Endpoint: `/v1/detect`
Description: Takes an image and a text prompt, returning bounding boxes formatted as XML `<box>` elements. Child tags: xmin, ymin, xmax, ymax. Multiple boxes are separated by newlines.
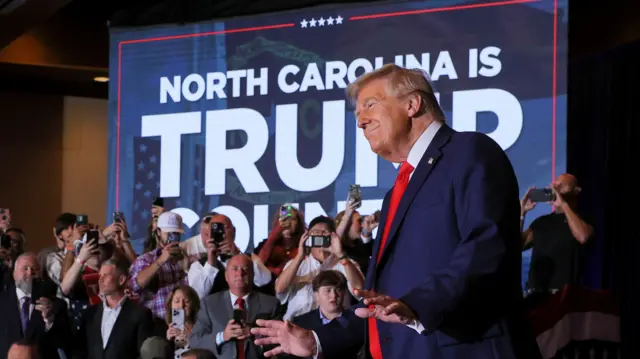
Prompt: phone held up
<box><xmin>210</xmin><ymin>222</ymin><xmax>225</xmax><ymax>244</ymax></box>
<box><xmin>171</xmin><ymin>308</ymin><xmax>185</xmax><ymax>330</ymax></box>
<box><xmin>0</xmin><ymin>234</ymin><xmax>10</xmax><ymax>249</ymax></box>
<box><xmin>279</xmin><ymin>204</ymin><xmax>293</xmax><ymax>221</ymax></box>
<box><xmin>113</xmin><ymin>211</ymin><xmax>125</xmax><ymax>223</ymax></box>
<box><xmin>348</xmin><ymin>184</ymin><xmax>362</xmax><ymax>208</ymax></box>
<box><xmin>305</xmin><ymin>235</ymin><xmax>331</xmax><ymax>248</ymax></box>
<box><xmin>527</xmin><ymin>188</ymin><xmax>556</xmax><ymax>203</ymax></box>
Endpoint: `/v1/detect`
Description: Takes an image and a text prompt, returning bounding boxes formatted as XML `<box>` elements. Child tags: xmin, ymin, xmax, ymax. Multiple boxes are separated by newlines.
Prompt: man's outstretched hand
<box><xmin>251</xmin><ymin>319</ymin><xmax>317</xmax><ymax>357</ymax></box>
<box><xmin>354</xmin><ymin>289</ymin><xmax>416</xmax><ymax>325</ymax></box>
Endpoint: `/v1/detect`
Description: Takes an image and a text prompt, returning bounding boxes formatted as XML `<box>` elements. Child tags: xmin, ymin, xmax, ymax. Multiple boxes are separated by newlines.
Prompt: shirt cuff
<box><xmin>406</xmin><ymin>319</ymin><xmax>425</xmax><ymax>334</ymax></box>
<box><xmin>311</xmin><ymin>330</ymin><xmax>323</xmax><ymax>359</ymax></box>
<box><xmin>203</xmin><ymin>262</ymin><xmax>220</xmax><ymax>277</ymax></box>
<box><xmin>360</xmin><ymin>234</ymin><xmax>372</xmax><ymax>244</ymax></box>
<box><xmin>216</xmin><ymin>331</ymin><xmax>224</xmax><ymax>346</ymax></box>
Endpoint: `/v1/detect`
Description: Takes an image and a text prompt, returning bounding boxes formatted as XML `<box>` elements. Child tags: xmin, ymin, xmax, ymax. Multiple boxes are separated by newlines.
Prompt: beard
<box><xmin>15</xmin><ymin>279</ymin><xmax>33</xmax><ymax>295</ymax></box>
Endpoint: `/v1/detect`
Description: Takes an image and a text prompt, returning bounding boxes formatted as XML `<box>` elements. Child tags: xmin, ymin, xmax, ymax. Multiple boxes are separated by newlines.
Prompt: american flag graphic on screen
<box><xmin>131</xmin><ymin>137</ymin><xmax>206</xmax><ymax>253</ymax></box>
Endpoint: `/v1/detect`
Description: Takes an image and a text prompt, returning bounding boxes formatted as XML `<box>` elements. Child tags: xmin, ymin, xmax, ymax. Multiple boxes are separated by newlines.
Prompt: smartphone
<box><xmin>113</xmin><ymin>211</ymin><xmax>125</xmax><ymax>223</ymax></box>
<box><xmin>31</xmin><ymin>278</ymin><xmax>46</xmax><ymax>300</ymax></box>
<box><xmin>0</xmin><ymin>208</ymin><xmax>10</xmax><ymax>227</ymax></box>
<box><xmin>167</xmin><ymin>232</ymin><xmax>180</xmax><ymax>244</ymax></box>
<box><xmin>171</xmin><ymin>308</ymin><xmax>185</xmax><ymax>330</ymax></box>
<box><xmin>373</xmin><ymin>210</ymin><xmax>381</xmax><ymax>222</ymax></box>
<box><xmin>233</xmin><ymin>309</ymin><xmax>246</xmax><ymax>327</ymax></box>
<box><xmin>528</xmin><ymin>188</ymin><xmax>556</xmax><ymax>203</ymax></box>
<box><xmin>86</xmin><ymin>230</ymin><xmax>100</xmax><ymax>242</ymax></box>
<box><xmin>210</xmin><ymin>222</ymin><xmax>225</xmax><ymax>244</ymax></box>
<box><xmin>306</xmin><ymin>235</ymin><xmax>331</xmax><ymax>248</ymax></box>
<box><xmin>76</xmin><ymin>214</ymin><xmax>88</xmax><ymax>226</ymax></box>
<box><xmin>348</xmin><ymin>184</ymin><xmax>362</xmax><ymax>208</ymax></box>
<box><xmin>280</xmin><ymin>204</ymin><xmax>293</xmax><ymax>220</ymax></box>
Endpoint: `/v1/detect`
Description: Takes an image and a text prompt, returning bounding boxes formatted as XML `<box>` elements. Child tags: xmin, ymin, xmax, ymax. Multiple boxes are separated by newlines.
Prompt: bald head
<box><xmin>8</xmin><ymin>343</ymin><xmax>41</xmax><ymax>359</ymax></box>
<box><xmin>553</xmin><ymin>173</ymin><xmax>580</xmax><ymax>194</ymax></box>
<box><xmin>225</xmin><ymin>254</ymin><xmax>253</xmax><ymax>295</ymax></box>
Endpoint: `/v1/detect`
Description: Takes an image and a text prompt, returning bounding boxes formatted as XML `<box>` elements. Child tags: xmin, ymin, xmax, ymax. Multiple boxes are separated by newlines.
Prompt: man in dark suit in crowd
<box><xmin>75</xmin><ymin>258</ymin><xmax>155</xmax><ymax>359</ymax></box>
<box><xmin>190</xmin><ymin>254</ymin><xmax>280</xmax><ymax>359</ymax></box>
<box><xmin>253</xmin><ymin>64</ymin><xmax>540</xmax><ymax>359</ymax></box>
<box><xmin>0</xmin><ymin>252</ymin><xmax>73</xmax><ymax>358</ymax></box>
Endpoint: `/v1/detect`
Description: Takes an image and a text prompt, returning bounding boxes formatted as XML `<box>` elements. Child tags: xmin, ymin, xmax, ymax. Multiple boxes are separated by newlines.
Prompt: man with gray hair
<box><xmin>0</xmin><ymin>252</ymin><xmax>72</xmax><ymax>358</ymax></box>
<box><xmin>253</xmin><ymin>64</ymin><xmax>540</xmax><ymax>359</ymax></box>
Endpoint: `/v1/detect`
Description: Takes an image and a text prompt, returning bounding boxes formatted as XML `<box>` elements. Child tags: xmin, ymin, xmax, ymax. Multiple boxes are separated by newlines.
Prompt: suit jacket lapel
<box><xmin>377</xmin><ymin>125</ymin><xmax>454</xmax><ymax>267</ymax></box>
<box><xmin>365</xmin><ymin>190</ymin><xmax>392</xmax><ymax>289</ymax></box>
<box><xmin>244</xmin><ymin>292</ymin><xmax>260</xmax><ymax>351</ymax></box>
<box><xmin>92</xmin><ymin>304</ymin><xmax>105</xmax><ymax>351</ymax></box>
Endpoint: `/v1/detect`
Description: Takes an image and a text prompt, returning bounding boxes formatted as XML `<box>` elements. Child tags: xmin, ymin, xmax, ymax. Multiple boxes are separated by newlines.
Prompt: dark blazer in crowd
<box><xmin>0</xmin><ymin>282</ymin><xmax>73</xmax><ymax>359</ymax></box>
<box><xmin>74</xmin><ymin>298</ymin><xmax>155</xmax><ymax>359</ymax></box>
<box><xmin>190</xmin><ymin>290</ymin><xmax>280</xmax><ymax>359</ymax></box>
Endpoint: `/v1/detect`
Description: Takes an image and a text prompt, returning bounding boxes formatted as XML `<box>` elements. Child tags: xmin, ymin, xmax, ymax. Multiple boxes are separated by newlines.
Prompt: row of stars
<box><xmin>300</xmin><ymin>15</ymin><xmax>344</xmax><ymax>28</ymax></box>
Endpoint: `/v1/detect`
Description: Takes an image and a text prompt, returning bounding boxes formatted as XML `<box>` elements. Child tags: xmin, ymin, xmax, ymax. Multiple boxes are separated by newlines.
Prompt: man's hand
<box><xmin>520</xmin><ymin>187</ymin><xmax>536</xmax><ymax>215</ymax></box>
<box><xmin>158</xmin><ymin>242</ymin><xmax>180</xmax><ymax>265</ymax></box>
<box><xmin>251</xmin><ymin>319</ymin><xmax>317</xmax><ymax>357</ymax></box>
<box><xmin>362</xmin><ymin>214</ymin><xmax>379</xmax><ymax>234</ymax></box>
<box><xmin>550</xmin><ymin>184</ymin><xmax>568</xmax><ymax>208</ymax></box>
<box><xmin>223</xmin><ymin>320</ymin><xmax>250</xmax><ymax>342</ymax></box>
<box><xmin>35</xmin><ymin>297</ymin><xmax>54</xmax><ymax>323</ymax></box>
<box><xmin>353</xmin><ymin>289</ymin><xmax>416</xmax><ymax>325</ymax></box>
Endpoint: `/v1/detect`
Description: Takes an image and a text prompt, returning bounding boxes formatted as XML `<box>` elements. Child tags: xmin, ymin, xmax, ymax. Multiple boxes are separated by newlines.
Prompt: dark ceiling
<box><xmin>0</xmin><ymin>0</ymin><xmax>639</xmax><ymax>99</ymax></box>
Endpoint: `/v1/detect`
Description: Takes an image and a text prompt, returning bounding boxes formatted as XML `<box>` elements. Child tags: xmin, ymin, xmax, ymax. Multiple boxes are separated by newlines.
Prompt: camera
<box><xmin>210</xmin><ymin>222</ymin><xmax>225</xmax><ymax>244</ymax></box>
<box><xmin>306</xmin><ymin>235</ymin><xmax>331</xmax><ymax>248</ymax></box>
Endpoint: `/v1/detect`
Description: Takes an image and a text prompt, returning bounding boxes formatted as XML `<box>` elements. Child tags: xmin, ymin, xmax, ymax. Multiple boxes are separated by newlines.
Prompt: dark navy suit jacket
<box><xmin>315</xmin><ymin>125</ymin><xmax>540</xmax><ymax>359</ymax></box>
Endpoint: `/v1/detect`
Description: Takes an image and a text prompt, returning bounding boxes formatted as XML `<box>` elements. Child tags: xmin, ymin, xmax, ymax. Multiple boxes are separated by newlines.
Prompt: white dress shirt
<box><xmin>16</xmin><ymin>287</ymin><xmax>54</xmax><ymax>331</ymax></box>
<box><xmin>101</xmin><ymin>297</ymin><xmax>127</xmax><ymax>348</ymax></box>
<box><xmin>180</xmin><ymin>235</ymin><xmax>207</xmax><ymax>256</ymax></box>
<box><xmin>215</xmin><ymin>292</ymin><xmax>250</xmax><ymax>345</ymax></box>
<box><xmin>277</xmin><ymin>255</ymin><xmax>363</xmax><ymax>321</ymax></box>
<box><xmin>188</xmin><ymin>256</ymin><xmax>272</xmax><ymax>299</ymax></box>
<box><xmin>312</xmin><ymin>121</ymin><xmax>443</xmax><ymax>357</ymax></box>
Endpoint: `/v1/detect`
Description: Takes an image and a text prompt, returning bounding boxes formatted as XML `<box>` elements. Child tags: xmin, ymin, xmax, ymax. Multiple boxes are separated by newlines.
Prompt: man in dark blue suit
<box><xmin>252</xmin><ymin>64</ymin><xmax>539</xmax><ymax>359</ymax></box>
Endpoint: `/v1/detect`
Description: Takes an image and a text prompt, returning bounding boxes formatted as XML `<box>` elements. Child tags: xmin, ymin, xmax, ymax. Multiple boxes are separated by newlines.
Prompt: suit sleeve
<box><xmin>399</xmin><ymin>135</ymin><xmax>518</xmax><ymax>333</ymax></box>
<box><xmin>72</xmin><ymin>306</ymin><xmax>90</xmax><ymax>359</ymax></box>
<box><xmin>189</xmin><ymin>298</ymin><xmax>224</xmax><ymax>356</ymax></box>
<box><xmin>137</xmin><ymin>307</ymin><xmax>155</xmax><ymax>354</ymax></box>
<box><xmin>45</xmin><ymin>299</ymin><xmax>74</xmax><ymax>358</ymax></box>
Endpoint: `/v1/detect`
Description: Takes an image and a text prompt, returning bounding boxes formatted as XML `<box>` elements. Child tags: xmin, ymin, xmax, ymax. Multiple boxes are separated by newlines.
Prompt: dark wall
<box><xmin>0</xmin><ymin>91</ymin><xmax>64</xmax><ymax>252</ymax></box>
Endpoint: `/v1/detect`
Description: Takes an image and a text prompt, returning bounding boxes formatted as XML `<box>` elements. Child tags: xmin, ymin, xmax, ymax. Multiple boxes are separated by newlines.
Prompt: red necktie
<box><xmin>235</xmin><ymin>297</ymin><xmax>246</xmax><ymax>359</ymax></box>
<box><xmin>369</xmin><ymin>161</ymin><xmax>414</xmax><ymax>359</ymax></box>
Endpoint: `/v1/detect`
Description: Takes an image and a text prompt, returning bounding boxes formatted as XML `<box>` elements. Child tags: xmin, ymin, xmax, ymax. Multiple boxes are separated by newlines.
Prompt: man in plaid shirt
<box><xmin>129</xmin><ymin>212</ymin><xmax>187</xmax><ymax>319</ymax></box>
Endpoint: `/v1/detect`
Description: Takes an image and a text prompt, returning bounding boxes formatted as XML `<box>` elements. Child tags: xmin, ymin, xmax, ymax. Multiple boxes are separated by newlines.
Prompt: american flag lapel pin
<box><xmin>428</xmin><ymin>157</ymin><xmax>434</xmax><ymax>164</ymax></box>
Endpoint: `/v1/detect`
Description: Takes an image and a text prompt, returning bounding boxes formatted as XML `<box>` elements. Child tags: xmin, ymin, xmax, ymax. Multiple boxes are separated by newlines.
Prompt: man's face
<box><xmin>13</xmin><ymin>255</ymin><xmax>39</xmax><ymax>293</ymax></box>
<box><xmin>151</xmin><ymin>205</ymin><xmax>164</xmax><ymax>217</ymax></box>
<box><xmin>355</xmin><ymin>78</ymin><xmax>410</xmax><ymax>162</ymax></box>
<box><xmin>314</xmin><ymin>285</ymin><xmax>345</xmax><ymax>315</ymax></box>
<box><xmin>99</xmin><ymin>264</ymin><xmax>124</xmax><ymax>295</ymax></box>
<box><xmin>6</xmin><ymin>230</ymin><xmax>24</xmax><ymax>257</ymax></box>
<box><xmin>225</xmin><ymin>255</ymin><xmax>253</xmax><ymax>291</ymax></box>
<box><xmin>58</xmin><ymin>225</ymin><xmax>74</xmax><ymax>245</ymax></box>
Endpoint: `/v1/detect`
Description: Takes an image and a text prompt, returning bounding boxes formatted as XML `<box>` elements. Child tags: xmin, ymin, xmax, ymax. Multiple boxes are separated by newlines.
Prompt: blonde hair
<box><xmin>347</xmin><ymin>64</ymin><xmax>444</xmax><ymax>121</ymax></box>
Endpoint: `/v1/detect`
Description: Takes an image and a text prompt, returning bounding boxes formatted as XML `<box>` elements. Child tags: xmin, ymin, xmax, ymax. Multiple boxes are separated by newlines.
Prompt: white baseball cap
<box><xmin>157</xmin><ymin>212</ymin><xmax>184</xmax><ymax>233</ymax></box>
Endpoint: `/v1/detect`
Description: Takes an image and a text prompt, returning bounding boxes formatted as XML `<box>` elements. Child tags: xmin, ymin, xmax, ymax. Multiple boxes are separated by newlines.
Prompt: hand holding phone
<box><xmin>348</xmin><ymin>185</ymin><xmax>362</xmax><ymax>208</ymax></box>
<box><xmin>0</xmin><ymin>208</ymin><xmax>11</xmax><ymax>230</ymax></box>
<box><xmin>527</xmin><ymin>188</ymin><xmax>556</xmax><ymax>203</ymax></box>
<box><xmin>279</xmin><ymin>204</ymin><xmax>293</xmax><ymax>221</ymax></box>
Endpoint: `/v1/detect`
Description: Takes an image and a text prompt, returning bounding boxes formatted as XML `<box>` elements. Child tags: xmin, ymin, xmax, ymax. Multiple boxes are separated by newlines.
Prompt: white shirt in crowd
<box><xmin>277</xmin><ymin>255</ymin><xmax>363</xmax><ymax>321</ymax></box>
<box><xmin>101</xmin><ymin>297</ymin><xmax>127</xmax><ymax>348</ymax></box>
<box><xmin>188</xmin><ymin>256</ymin><xmax>272</xmax><ymax>299</ymax></box>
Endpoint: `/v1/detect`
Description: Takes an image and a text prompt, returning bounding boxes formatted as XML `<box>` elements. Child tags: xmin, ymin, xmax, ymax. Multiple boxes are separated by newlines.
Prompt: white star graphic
<box><xmin>309</xmin><ymin>18</ymin><xmax>317</xmax><ymax>27</ymax></box>
<box><xmin>300</xmin><ymin>19</ymin><xmax>308</xmax><ymax>28</ymax></box>
<box><xmin>318</xmin><ymin>17</ymin><xmax>326</xmax><ymax>26</ymax></box>
<box><xmin>327</xmin><ymin>16</ymin><xmax>334</xmax><ymax>25</ymax></box>
<box><xmin>336</xmin><ymin>15</ymin><xmax>344</xmax><ymax>24</ymax></box>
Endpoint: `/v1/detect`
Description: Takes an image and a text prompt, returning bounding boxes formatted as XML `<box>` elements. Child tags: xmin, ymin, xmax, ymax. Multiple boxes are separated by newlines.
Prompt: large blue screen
<box><xmin>108</xmin><ymin>0</ymin><xmax>568</xmax><ymax>286</ymax></box>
